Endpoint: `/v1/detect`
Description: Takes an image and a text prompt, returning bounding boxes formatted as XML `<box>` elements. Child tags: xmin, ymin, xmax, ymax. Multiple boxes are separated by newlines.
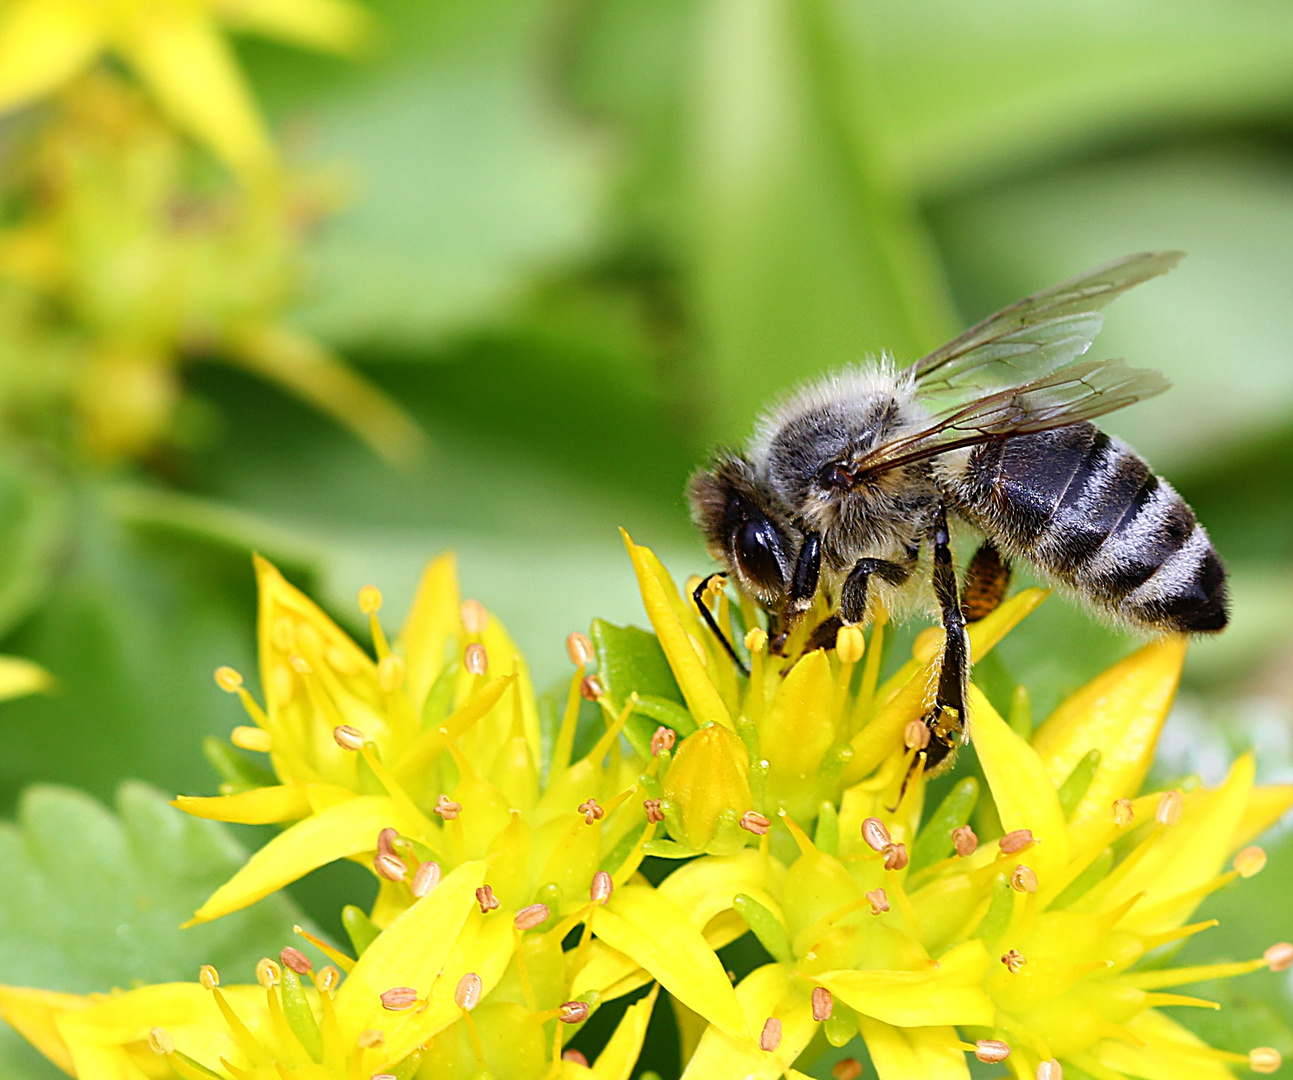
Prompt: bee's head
<box><xmin>687</xmin><ymin>454</ymin><xmax>799</xmax><ymax>612</ymax></box>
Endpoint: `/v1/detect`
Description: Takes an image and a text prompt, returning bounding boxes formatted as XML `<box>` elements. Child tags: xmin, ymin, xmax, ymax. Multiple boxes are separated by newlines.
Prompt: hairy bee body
<box><xmin>937</xmin><ymin>424</ymin><xmax>1227</xmax><ymax>634</ymax></box>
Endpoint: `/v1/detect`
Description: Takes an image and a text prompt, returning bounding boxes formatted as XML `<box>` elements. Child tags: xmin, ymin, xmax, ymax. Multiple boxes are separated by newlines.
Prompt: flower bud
<box><xmin>662</xmin><ymin>725</ymin><xmax>753</xmax><ymax>853</ymax></box>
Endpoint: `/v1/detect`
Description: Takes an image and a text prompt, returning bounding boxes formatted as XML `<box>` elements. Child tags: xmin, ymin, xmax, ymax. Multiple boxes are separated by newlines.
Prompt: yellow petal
<box><xmin>334</xmin><ymin>860</ymin><xmax>486</xmax><ymax>1045</ymax></box>
<box><xmin>172</xmin><ymin>784</ymin><xmax>312</xmax><ymax>824</ymax></box>
<box><xmin>594</xmin><ymin>883</ymin><xmax>747</xmax><ymax>1039</ymax></box>
<box><xmin>0</xmin><ymin>0</ymin><xmax>98</xmax><ymax>111</ymax></box>
<box><xmin>1102</xmin><ymin>754</ymin><xmax>1254</xmax><ymax>934</ymax></box>
<box><xmin>187</xmin><ymin>795</ymin><xmax>415</xmax><ymax>924</ymax></box>
<box><xmin>1232</xmin><ymin>784</ymin><xmax>1293</xmax><ymax>849</ymax></box>
<box><xmin>859</xmin><ymin>1016</ymin><xmax>970</xmax><ymax>1080</ymax></box>
<box><xmin>228</xmin><ymin>323</ymin><xmax>428</xmax><ymax>469</ymax></box>
<box><xmin>592</xmin><ymin>985</ymin><xmax>659</xmax><ymax>1080</ymax></box>
<box><xmin>0</xmin><ymin>985</ymin><xmax>88</xmax><ymax>1076</ymax></box>
<box><xmin>218</xmin><ymin>0</ymin><xmax>376</xmax><ymax>54</ymax></box>
<box><xmin>0</xmin><ymin>655</ymin><xmax>52</xmax><ymax>701</ymax></box>
<box><xmin>119</xmin><ymin>9</ymin><xmax>274</xmax><ymax>176</ymax></box>
<box><xmin>622</xmin><ymin>531</ymin><xmax>733</xmax><ymax>731</ymax></box>
<box><xmin>569</xmin><ymin>940</ymin><xmax>650</xmax><ymax>1003</ymax></box>
<box><xmin>1091</xmin><ymin>1008</ymin><xmax>1234</xmax><ymax>1080</ymax></box>
<box><xmin>1032</xmin><ymin>636</ymin><xmax>1185</xmax><ymax>852</ymax></box>
<box><xmin>813</xmin><ymin>940</ymin><xmax>995</xmax><ymax>1028</ymax></box>
<box><xmin>399</xmin><ymin>552</ymin><xmax>461</xmax><ymax>714</ymax></box>
<box><xmin>762</xmin><ymin>650</ymin><xmax>836</xmax><ymax>820</ymax></box>
<box><xmin>657</xmin><ymin>849</ymin><xmax>783</xmax><ymax>934</ymax></box>
<box><xmin>844</xmin><ymin>657</ymin><xmax>931</xmax><ymax>784</ymax></box>
<box><xmin>681</xmin><ymin>964</ymin><xmax>813</xmax><ymax>1079</ymax></box>
<box><xmin>968</xmin><ymin>685</ymin><xmax>1068</xmax><ymax>884</ymax></box>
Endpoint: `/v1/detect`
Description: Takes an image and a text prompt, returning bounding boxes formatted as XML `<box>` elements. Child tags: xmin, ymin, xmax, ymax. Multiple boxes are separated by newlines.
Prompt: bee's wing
<box><xmin>852</xmin><ymin>358</ymin><xmax>1169</xmax><ymax>476</ymax></box>
<box><xmin>911</xmin><ymin>251</ymin><xmax>1182</xmax><ymax>392</ymax></box>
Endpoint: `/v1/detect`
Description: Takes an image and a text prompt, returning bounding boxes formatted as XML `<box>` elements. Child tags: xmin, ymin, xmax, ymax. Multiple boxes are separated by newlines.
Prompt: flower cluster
<box><xmin>0</xmin><ymin>533</ymin><xmax>1288</xmax><ymax>1080</ymax></box>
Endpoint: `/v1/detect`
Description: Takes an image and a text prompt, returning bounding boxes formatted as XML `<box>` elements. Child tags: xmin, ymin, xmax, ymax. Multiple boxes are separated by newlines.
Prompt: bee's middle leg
<box><xmin>923</xmin><ymin>502</ymin><xmax>968</xmax><ymax>774</ymax></box>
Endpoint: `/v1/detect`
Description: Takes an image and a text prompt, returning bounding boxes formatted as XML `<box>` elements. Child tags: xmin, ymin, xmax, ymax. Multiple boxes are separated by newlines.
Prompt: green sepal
<box><xmin>592</xmin><ymin>619</ymin><xmax>685</xmax><ymax>706</ymax></box>
<box><xmin>342</xmin><ymin>904</ymin><xmax>380</xmax><ymax>956</ymax></box>
<box><xmin>814</xmin><ymin>800</ymin><xmax>839</xmax><ymax>856</ymax></box>
<box><xmin>823</xmin><ymin>997</ymin><xmax>859</xmax><ymax>1047</ymax></box>
<box><xmin>909</xmin><ymin>777</ymin><xmax>979</xmax><ymax>872</ymax></box>
<box><xmin>733</xmin><ymin>893</ymin><xmax>793</xmax><ymax>964</ymax></box>
<box><xmin>601</xmin><ymin>821</ymin><xmax>648</xmax><ymax>877</ymax></box>
<box><xmin>421</xmin><ymin>662</ymin><xmax>459</xmax><ymax>728</ymax></box>
<box><xmin>1052</xmin><ymin>847</ymin><xmax>1115</xmax><ymax>909</ymax></box>
<box><xmin>280</xmin><ymin>968</ymin><xmax>323</xmax><ymax>1061</ymax></box>
<box><xmin>202</xmin><ymin>736</ymin><xmax>275</xmax><ymax>792</ymax></box>
<box><xmin>1057</xmin><ymin>749</ymin><xmax>1103</xmax><ymax>818</ymax></box>
<box><xmin>976</xmin><ymin>872</ymin><xmax>1014</xmax><ymax>945</ymax></box>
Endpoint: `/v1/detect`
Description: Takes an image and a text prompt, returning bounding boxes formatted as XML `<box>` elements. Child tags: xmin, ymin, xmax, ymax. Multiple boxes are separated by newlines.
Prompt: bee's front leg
<box><xmin>923</xmin><ymin>502</ymin><xmax>969</xmax><ymax>774</ymax></box>
<box><xmin>772</xmin><ymin>532</ymin><xmax>822</xmax><ymax>653</ymax></box>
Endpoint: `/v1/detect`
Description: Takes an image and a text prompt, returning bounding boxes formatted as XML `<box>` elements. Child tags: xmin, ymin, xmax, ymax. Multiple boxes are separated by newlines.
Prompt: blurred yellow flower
<box><xmin>0</xmin><ymin>0</ymin><xmax>373</xmax><ymax>175</ymax></box>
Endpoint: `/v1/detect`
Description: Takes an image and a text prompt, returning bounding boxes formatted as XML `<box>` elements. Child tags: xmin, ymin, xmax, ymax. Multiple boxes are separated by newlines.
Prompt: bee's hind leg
<box><xmin>923</xmin><ymin>502</ymin><xmax>969</xmax><ymax>773</ymax></box>
<box><xmin>692</xmin><ymin>574</ymin><xmax>751</xmax><ymax>677</ymax></box>
<box><xmin>961</xmin><ymin>539</ymin><xmax>1012</xmax><ymax>622</ymax></box>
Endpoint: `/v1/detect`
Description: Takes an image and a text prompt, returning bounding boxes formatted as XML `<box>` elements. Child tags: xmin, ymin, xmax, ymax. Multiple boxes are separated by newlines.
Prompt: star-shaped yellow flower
<box><xmin>0</xmin><ymin>0</ymin><xmax>373</xmax><ymax>175</ymax></box>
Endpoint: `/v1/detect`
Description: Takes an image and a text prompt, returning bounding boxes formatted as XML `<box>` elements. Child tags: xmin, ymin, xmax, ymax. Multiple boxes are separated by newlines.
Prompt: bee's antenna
<box><xmin>692</xmin><ymin>574</ymin><xmax>751</xmax><ymax>678</ymax></box>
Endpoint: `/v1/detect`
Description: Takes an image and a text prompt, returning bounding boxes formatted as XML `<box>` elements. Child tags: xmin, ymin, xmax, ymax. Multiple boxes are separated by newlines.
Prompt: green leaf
<box><xmin>592</xmin><ymin>620</ymin><xmax>684</xmax><ymax>708</ymax></box>
<box><xmin>0</xmin><ymin>455</ymin><xmax>67</xmax><ymax>641</ymax></box>
<box><xmin>0</xmin><ymin>783</ymin><xmax>310</xmax><ymax>1078</ymax></box>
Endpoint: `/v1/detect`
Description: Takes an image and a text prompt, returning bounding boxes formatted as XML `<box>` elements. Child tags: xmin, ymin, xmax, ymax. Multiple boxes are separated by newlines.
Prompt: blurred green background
<box><xmin>3</xmin><ymin>0</ymin><xmax>1293</xmax><ymax>1076</ymax></box>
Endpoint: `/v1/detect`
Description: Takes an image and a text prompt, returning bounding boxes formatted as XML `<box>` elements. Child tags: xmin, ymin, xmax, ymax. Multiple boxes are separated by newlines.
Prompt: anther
<box><xmin>882</xmin><ymin>842</ymin><xmax>909</xmax><ymax>871</ymax></box>
<box><xmin>975</xmin><ymin>1039</ymin><xmax>1011</xmax><ymax>1064</ymax></box>
<box><xmin>566</xmin><ymin>632</ymin><xmax>594</xmax><ymax>667</ymax></box>
<box><xmin>1264</xmin><ymin>942</ymin><xmax>1293</xmax><ymax>972</ymax></box>
<box><xmin>760</xmin><ymin>1017</ymin><xmax>782</xmax><ymax>1052</ymax></box>
<box><xmin>1234</xmin><ymin>845</ymin><xmax>1267</xmax><ymax>878</ymax></box>
<box><xmin>148</xmin><ymin>1027</ymin><xmax>174</xmax><ymax>1056</ymax></box>
<box><xmin>411</xmin><ymin>860</ymin><xmax>442</xmax><ymax>898</ymax></box>
<box><xmin>745</xmin><ymin>627</ymin><xmax>768</xmax><ymax>654</ymax></box>
<box><xmin>579</xmin><ymin>798</ymin><xmax>604</xmax><ymax>824</ymax></box>
<box><xmin>374</xmin><ymin>852</ymin><xmax>407</xmax><ymax>883</ymax></box>
<box><xmin>590</xmin><ymin>870</ymin><xmax>613</xmax><ymax>904</ymax></box>
<box><xmin>377</xmin><ymin>655</ymin><xmax>406</xmax><ymax>693</ymax></box>
<box><xmin>580</xmin><ymin>674</ymin><xmax>604</xmax><ymax>701</ymax></box>
<box><xmin>904</xmin><ymin>720</ymin><xmax>931</xmax><ymax>750</ymax></box>
<box><xmin>643</xmin><ymin>798</ymin><xmax>665</xmax><ymax>824</ymax></box>
<box><xmin>514</xmin><ymin>903</ymin><xmax>550</xmax><ymax>931</ymax></box>
<box><xmin>256</xmin><ymin>958</ymin><xmax>281</xmax><ymax>988</ymax></box>
<box><xmin>952</xmin><ymin>825</ymin><xmax>978</xmax><ymax>857</ymax></box>
<box><xmin>358</xmin><ymin>585</ymin><xmax>383</xmax><ymax>615</ymax></box>
<box><xmin>999</xmin><ymin>829</ymin><xmax>1035</xmax><ymax>854</ymax></box>
<box><xmin>650</xmin><ymin>726</ymin><xmax>676</xmax><ymax>755</ymax></box>
<box><xmin>199</xmin><ymin>964</ymin><xmax>219</xmax><ymax>990</ymax></box>
<box><xmin>231</xmin><ymin>725</ymin><xmax>272</xmax><ymax>753</ymax></box>
<box><xmin>559</xmin><ymin>1001</ymin><xmax>590</xmax><ymax>1024</ymax></box>
<box><xmin>740</xmin><ymin>810</ymin><xmax>771</xmax><ymax>836</ymax></box>
<box><xmin>1010</xmin><ymin>865</ymin><xmax>1038</xmax><ymax>893</ymax></box>
<box><xmin>214</xmin><ymin>666</ymin><xmax>243</xmax><ymax>692</ymax></box>
<box><xmin>861</xmin><ymin>816</ymin><xmax>891</xmax><ymax>852</ymax></box>
<box><xmin>333</xmin><ymin>724</ymin><xmax>365</xmax><ymax>751</ymax></box>
<box><xmin>460</xmin><ymin>599</ymin><xmax>488</xmax><ymax>635</ymax></box>
<box><xmin>357</xmin><ymin>1030</ymin><xmax>385</xmax><ymax>1049</ymax></box>
<box><xmin>280</xmin><ymin>946</ymin><xmax>312</xmax><ymax>975</ymax></box>
<box><xmin>562</xmin><ymin>1050</ymin><xmax>589</xmax><ymax>1066</ymax></box>
<box><xmin>1156</xmin><ymin>789</ymin><xmax>1183</xmax><ymax>826</ymax></box>
<box><xmin>832</xmin><ymin>1061</ymin><xmax>863</xmax><ymax>1080</ymax></box>
<box><xmin>833</xmin><ymin>624</ymin><xmax>864</xmax><ymax>664</ymax></box>
<box><xmin>1113</xmin><ymin>798</ymin><xmax>1134</xmax><ymax>827</ymax></box>
<box><xmin>867</xmin><ymin>887</ymin><xmax>889</xmax><ymax>915</ymax></box>
<box><xmin>1037</xmin><ymin>1060</ymin><xmax>1063</xmax><ymax>1080</ymax></box>
<box><xmin>289</xmin><ymin>654</ymin><xmax>312</xmax><ymax>675</ymax></box>
<box><xmin>377</xmin><ymin>827</ymin><xmax>398</xmax><ymax>857</ymax></box>
<box><xmin>475</xmin><ymin>885</ymin><xmax>500</xmax><ymax>913</ymax></box>
<box><xmin>454</xmin><ymin>973</ymin><xmax>482</xmax><ymax>1011</ymax></box>
<box><xmin>464</xmin><ymin>643</ymin><xmax>488</xmax><ymax>676</ymax></box>
<box><xmin>1251</xmin><ymin>1048</ymin><xmax>1282</xmax><ymax>1074</ymax></box>
<box><xmin>381</xmin><ymin>987</ymin><xmax>418</xmax><ymax>1011</ymax></box>
<box><xmin>317</xmin><ymin>965</ymin><xmax>340</xmax><ymax>992</ymax></box>
<box><xmin>1001</xmin><ymin>949</ymin><xmax>1027</xmax><ymax>974</ymax></box>
<box><xmin>812</xmin><ymin>987</ymin><xmax>833</xmax><ymax>1021</ymax></box>
<box><xmin>434</xmin><ymin>795</ymin><xmax>462</xmax><ymax>820</ymax></box>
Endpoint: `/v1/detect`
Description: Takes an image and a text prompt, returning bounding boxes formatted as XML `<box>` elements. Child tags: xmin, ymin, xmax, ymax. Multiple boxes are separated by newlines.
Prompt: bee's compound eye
<box><xmin>734</xmin><ymin>518</ymin><xmax>786</xmax><ymax>592</ymax></box>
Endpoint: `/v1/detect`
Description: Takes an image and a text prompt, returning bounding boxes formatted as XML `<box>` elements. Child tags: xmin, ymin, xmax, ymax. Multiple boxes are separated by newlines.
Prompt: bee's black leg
<box><xmin>961</xmin><ymin>539</ymin><xmax>1011</xmax><ymax>622</ymax></box>
<box><xmin>692</xmin><ymin>574</ymin><xmax>750</xmax><ymax>677</ymax></box>
<box><xmin>925</xmin><ymin>503</ymin><xmax>969</xmax><ymax>771</ymax></box>
<box><xmin>839</xmin><ymin>556</ymin><xmax>915</xmax><ymax>625</ymax></box>
<box><xmin>787</xmin><ymin>532</ymin><xmax>822</xmax><ymax>619</ymax></box>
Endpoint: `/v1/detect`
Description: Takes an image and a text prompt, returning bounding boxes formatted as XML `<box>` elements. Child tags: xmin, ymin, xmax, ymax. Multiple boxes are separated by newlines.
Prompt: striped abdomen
<box><xmin>940</xmin><ymin>423</ymin><xmax>1227</xmax><ymax>633</ymax></box>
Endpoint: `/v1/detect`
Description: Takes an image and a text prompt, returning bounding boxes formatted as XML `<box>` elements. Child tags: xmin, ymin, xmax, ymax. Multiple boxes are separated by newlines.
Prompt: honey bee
<box><xmin>688</xmin><ymin>252</ymin><xmax>1227</xmax><ymax>774</ymax></box>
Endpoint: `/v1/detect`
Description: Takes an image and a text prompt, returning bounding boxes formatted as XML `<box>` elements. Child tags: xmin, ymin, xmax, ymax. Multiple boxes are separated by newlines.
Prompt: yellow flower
<box><xmin>0</xmin><ymin>71</ymin><xmax>423</xmax><ymax>465</ymax></box>
<box><xmin>0</xmin><ymin>0</ymin><xmax>373</xmax><ymax>175</ymax></box>
<box><xmin>173</xmin><ymin>549</ymin><xmax>750</xmax><ymax>1046</ymax></box>
<box><xmin>619</xmin><ymin>533</ymin><xmax>1293</xmax><ymax>1079</ymax></box>
<box><xmin>0</xmin><ymin>860</ymin><xmax>660</xmax><ymax>1079</ymax></box>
